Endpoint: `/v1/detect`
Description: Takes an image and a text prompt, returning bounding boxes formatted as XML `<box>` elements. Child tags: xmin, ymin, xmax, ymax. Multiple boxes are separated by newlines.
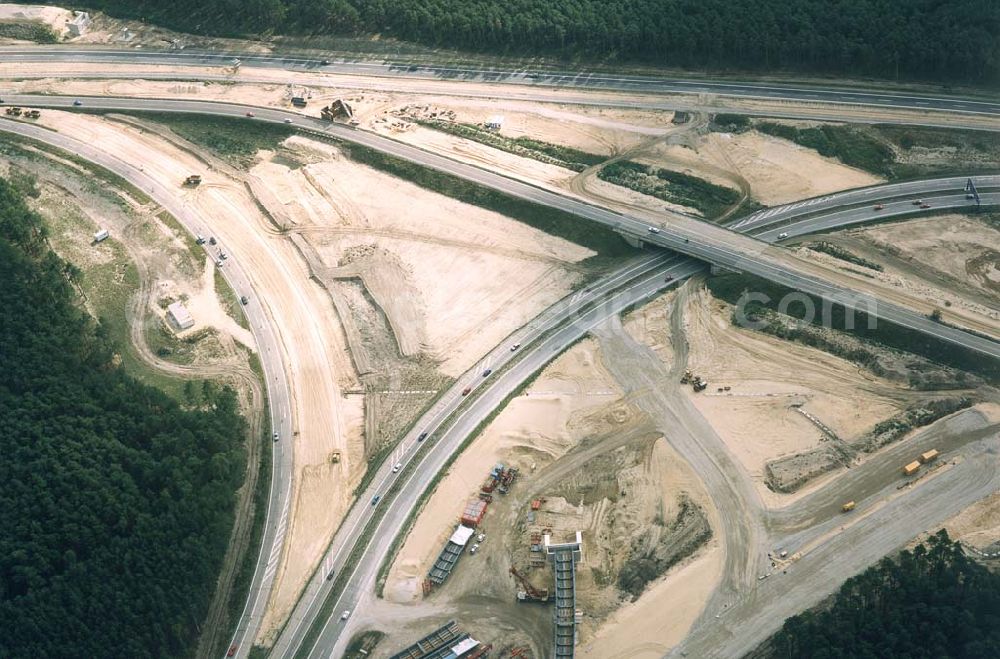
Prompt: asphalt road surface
<box><xmin>0</xmin><ymin>117</ymin><xmax>295</xmax><ymax>659</ymax></box>
<box><xmin>4</xmin><ymin>94</ymin><xmax>997</xmax><ymax>361</ymax></box>
<box><xmin>2</xmin><ymin>46</ymin><xmax>999</xmax><ymax>117</ymax></box>
<box><xmin>3</xmin><ymin>98</ymin><xmax>998</xmax><ymax>658</ymax></box>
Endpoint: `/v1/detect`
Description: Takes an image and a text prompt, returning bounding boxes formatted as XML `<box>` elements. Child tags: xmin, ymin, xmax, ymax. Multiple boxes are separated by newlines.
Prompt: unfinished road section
<box><xmin>4</xmin><ymin>94</ymin><xmax>998</xmax><ymax>361</ymax></box>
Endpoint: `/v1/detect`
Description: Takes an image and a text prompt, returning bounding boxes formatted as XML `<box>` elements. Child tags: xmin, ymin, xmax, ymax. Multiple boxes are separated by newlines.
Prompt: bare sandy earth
<box><xmin>0</xmin><ymin>3</ymin><xmax>72</xmax><ymax>38</ymax></box>
<box><xmin>253</xmin><ymin>135</ymin><xmax>592</xmax><ymax>377</ymax></box>
<box><xmin>383</xmin><ymin>338</ymin><xmax>620</xmax><ymax>602</ymax></box>
<box><xmin>382</xmin><ymin>337</ymin><xmax>722</xmax><ymax>656</ymax></box>
<box><xmin>833</xmin><ymin>214</ymin><xmax>1000</xmax><ymax>302</ymax></box>
<box><xmin>631</xmin><ymin>286</ymin><xmax>915</xmax><ymax>506</ymax></box>
<box><xmin>703</xmin><ymin>130</ymin><xmax>883</xmax><ymax>205</ymax></box>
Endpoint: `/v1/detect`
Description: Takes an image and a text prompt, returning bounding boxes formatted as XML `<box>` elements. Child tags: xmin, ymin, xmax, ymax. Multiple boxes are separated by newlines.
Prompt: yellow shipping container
<box><xmin>920</xmin><ymin>449</ymin><xmax>939</xmax><ymax>464</ymax></box>
<box><xmin>903</xmin><ymin>461</ymin><xmax>921</xmax><ymax>476</ymax></box>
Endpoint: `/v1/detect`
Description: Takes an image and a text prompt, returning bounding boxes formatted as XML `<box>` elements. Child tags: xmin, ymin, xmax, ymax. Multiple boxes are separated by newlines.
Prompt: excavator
<box><xmin>509</xmin><ymin>566</ymin><xmax>551</xmax><ymax>603</ymax></box>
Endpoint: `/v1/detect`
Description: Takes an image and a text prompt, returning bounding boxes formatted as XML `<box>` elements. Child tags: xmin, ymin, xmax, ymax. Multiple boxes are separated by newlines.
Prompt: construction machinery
<box><xmin>841</xmin><ymin>501</ymin><xmax>856</xmax><ymax>513</ymax></box>
<box><xmin>920</xmin><ymin>449</ymin><xmax>939</xmax><ymax>464</ymax></box>
<box><xmin>692</xmin><ymin>376</ymin><xmax>708</xmax><ymax>392</ymax></box>
<box><xmin>330</xmin><ymin>450</ymin><xmax>341</xmax><ymax>464</ymax></box>
<box><xmin>497</xmin><ymin>466</ymin><xmax>519</xmax><ymax>494</ymax></box>
<box><xmin>510</xmin><ymin>566</ymin><xmax>551</xmax><ymax>603</ymax></box>
<box><xmin>25</xmin><ymin>110</ymin><xmax>40</xmax><ymax>119</ymax></box>
<box><xmin>183</xmin><ymin>174</ymin><xmax>202</xmax><ymax>186</ymax></box>
<box><xmin>320</xmin><ymin>99</ymin><xmax>354</xmax><ymax>121</ymax></box>
<box><xmin>680</xmin><ymin>369</ymin><xmax>693</xmax><ymax>384</ymax></box>
<box><xmin>5</xmin><ymin>107</ymin><xmax>22</xmax><ymax>116</ymax></box>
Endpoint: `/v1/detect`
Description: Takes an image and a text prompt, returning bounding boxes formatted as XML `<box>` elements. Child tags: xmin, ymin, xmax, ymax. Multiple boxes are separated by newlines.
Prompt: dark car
<box><xmin>418</xmin><ymin>432</ymin><xmax>428</xmax><ymax>441</ymax></box>
<box><xmin>326</xmin><ymin>571</ymin><xmax>335</xmax><ymax>581</ymax></box>
<box><xmin>240</xmin><ymin>296</ymin><xmax>249</xmax><ymax>305</ymax></box>
<box><xmin>321</xmin><ymin>59</ymin><xmax>331</xmax><ymax>65</ymax></box>
<box><xmin>73</xmin><ymin>100</ymin><xmax>82</xmax><ymax>106</ymax></box>
<box><xmin>371</xmin><ymin>495</ymin><xmax>381</xmax><ymax>506</ymax></box>
<box><xmin>482</xmin><ymin>368</ymin><xmax>492</xmax><ymax>377</ymax></box>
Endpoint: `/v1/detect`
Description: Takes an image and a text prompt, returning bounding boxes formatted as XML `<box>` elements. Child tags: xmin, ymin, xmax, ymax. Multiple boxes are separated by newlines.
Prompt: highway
<box><xmin>279</xmin><ymin>255</ymin><xmax>705</xmax><ymax>659</ymax></box>
<box><xmin>276</xmin><ymin>182</ymin><xmax>999</xmax><ymax>656</ymax></box>
<box><xmin>730</xmin><ymin>175</ymin><xmax>1000</xmax><ymax>232</ymax></box>
<box><xmin>2</xmin><ymin>46</ymin><xmax>999</xmax><ymax>117</ymax></box>
<box><xmin>4</xmin><ymin>93</ymin><xmax>998</xmax><ymax>361</ymax></box>
<box><xmin>3</xmin><ymin>92</ymin><xmax>998</xmax><ymax>658</ymax></box>
<box><xmin>0</xmin><ymin>117</ymin><xmax>296</xmax><ymax>659</ymax></box>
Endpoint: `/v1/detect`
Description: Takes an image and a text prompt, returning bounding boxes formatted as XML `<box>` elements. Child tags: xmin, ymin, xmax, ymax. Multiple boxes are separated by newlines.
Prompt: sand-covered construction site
<box><xmin>2</xmin><ymin>32</ymin><xmax>998</xmax><ymax>658</ymax></box>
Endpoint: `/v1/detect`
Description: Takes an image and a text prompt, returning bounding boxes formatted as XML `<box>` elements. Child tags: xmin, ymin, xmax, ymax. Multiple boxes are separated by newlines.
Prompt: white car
<box><xmin>510</xmin><ymin>343</ymin><xmax>521</xmax><ymax>351</ymax></box>
<box><xmin>284</xmin><ymin>118</ymin><xmax>293</xmax><ymax>124</ymax></box>
<box><xmin>647</xmin><ymin>226</ymin><xmax>661</xmax><ymax>233</ymax></box>
<box><xmin>340</xmin><ymin>610</ymin><xmax>350</xmax><ymax>621</ymax></box>
<box><xmin>392</xmin><ymin>462</ymin><xmax>402</xmax><ymax>473</ymax></box>
<box><xmin>777</xmin><ymin>232</ymin><xmax>789</xmax><ymax>239</ymax></box>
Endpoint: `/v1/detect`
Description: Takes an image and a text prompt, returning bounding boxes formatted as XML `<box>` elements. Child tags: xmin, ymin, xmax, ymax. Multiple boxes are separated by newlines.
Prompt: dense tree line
<box><xmin>56</xmin><ymin>0</ymin><xmax>999</xmax><ymax>83</ymax></box>
<box><xmin>0</xmin><ymin>177</ymin><xmax>247</xmax><ymax>658</ymax></box>
<box><xmin>766</xmin><ymin>530</ymin><xmax>1000</xmax><ymax>659</ymax></box>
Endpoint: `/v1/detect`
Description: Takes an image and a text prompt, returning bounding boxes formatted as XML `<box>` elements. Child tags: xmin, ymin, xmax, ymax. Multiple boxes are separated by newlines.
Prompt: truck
<box><xmin>183</xmin><ymin>174</ymin><xmax>202</xmax><ymax>186</ymax></box>
<box><xmin>919</xmin><ymin>449</ymin><xmax>939</xmax><ymax>464</ymax></box>
<box><xmin>841</xmin><ymin>501</ymin><xmax>856</xmax><ymax>513</ymax></box>
<box><xmin>903</xmin><ymin>461</ymin><xmax>921</xmax><ymax>476</ymax></box>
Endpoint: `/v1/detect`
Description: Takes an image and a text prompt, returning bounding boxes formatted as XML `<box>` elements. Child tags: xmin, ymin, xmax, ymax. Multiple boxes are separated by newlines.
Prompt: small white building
<box><xmin>167</xmin><ymin>302</ymin><xmax>195</xmax><ymax>330</ymax></box>
<box><xmin>485</xmin><ymin>115</ymin><xmax>504</xmax><ymax>130</ymax></box>
<box><xmin>93</xmin><ymin>229</ymin><xmax>110</xmax><ymax>243</ymax></box>
<box><xmin>67</xmin><ymin>12</ymin><xmax>91</xmax><ymax>37</ymax></box>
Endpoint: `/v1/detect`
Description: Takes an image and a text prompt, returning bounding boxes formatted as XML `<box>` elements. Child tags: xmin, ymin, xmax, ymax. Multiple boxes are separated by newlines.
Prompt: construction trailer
<box><xmin>291</xmin><ymin>96</ymin><xmax>307</xmax><ymax>107</ymax></box>
<box><xmin>903</xmin><ymin>461</ymin><xmax>921</xmax><ymax>476</ymax></box>
<box><xmin>461</xmin><ymin>499</ymin><xmax>487</xmax><ymax>527</ymax></box>
<box><xmin>427</xmin><ymin>525</ymin><xmax>475</xmax><ymax>586</ymax></box>
<box><xmin>920</xmin><ymin>449</ymin><xmax>940</xmax><ymax>464</ymax></box>
<box><xmin>93</xmin><ymin>228</ymin><xmax>110</xmax><ymax>243</ymax></box>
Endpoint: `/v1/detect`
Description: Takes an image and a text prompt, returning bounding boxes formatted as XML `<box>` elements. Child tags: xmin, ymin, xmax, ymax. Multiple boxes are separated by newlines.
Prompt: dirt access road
<box><xmin>593</xmin><ymin>285</ymin><xmax>1000</xmax><ymax>659</ymax></box>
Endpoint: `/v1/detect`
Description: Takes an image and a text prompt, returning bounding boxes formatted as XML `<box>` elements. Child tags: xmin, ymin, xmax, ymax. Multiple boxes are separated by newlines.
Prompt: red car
<box><xmin>462</xmin><ymin>387</ymin><xmax>471</xmax><ymax>396</ymax></box>
<box><xmin>873</xmin><ymin>204</ymin><xmax>884</xmax><ymax>211</ymax></box>
<box><xmin>227</xmin><ymin>645</ymin><xmax>238</xmax><ymax>657</ymax></box>
<box><xmin>920</xmin><ymin>203</ymin><xmax>931</xmax><ymax>209</ymax></box>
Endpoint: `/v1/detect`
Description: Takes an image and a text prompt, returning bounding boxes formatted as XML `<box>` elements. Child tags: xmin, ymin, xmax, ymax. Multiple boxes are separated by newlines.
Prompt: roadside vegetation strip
<box><xmin>115</xmin><ymin>112</ymin><xmax>295</xmax><ymax>169</ymax></box>
<box><xmin>413</xmin><ymin>118</ymin><xmax>607</xmax><ymax>171</ymax></box>
<box><xmin>306</xmin><ymin>133</ymin><xmax>633</xmax><ymax>263</ymax></box>
<box><xmin>807</xmin><ymin>241</ymin><xmax>884</xmax><ymax>271</ymax></box>
<box><xmin>705</xmin><ymin>271</ymin><xmax>1000</xmax><ymax>382</ymax></box>
<box><xmin>756</xmin><ymin>122</ymin><xmax>896</xmax><ymax>177</ymax></box>
<box><xmin>597</xmin><ymin>160</ymin><xmax>744</xmax><ymax>220</ymax></box>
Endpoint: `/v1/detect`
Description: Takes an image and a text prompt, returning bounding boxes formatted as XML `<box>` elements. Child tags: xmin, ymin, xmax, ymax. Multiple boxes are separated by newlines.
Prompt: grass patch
<box><xmin>598</xmin><ymin>160</ymin><xmax>743</xmax><ymax>219</ymax></box>
<box><xmin>0</xmin><ymin>20</ymin><xmax>58</xmax><ymax>43</ymax></box>
<box><xmin>128</xmin><ymin>113</ymin><xmax>294</xmax><ymax>168</ymax></box>
<box><xmin>808</xmin><ymin>242</ymin><xmax>884</xmax><ymax>271</ymax></box>
<box><xmin>216</xmin><ymin>268</ymin><xmax>251</xmax><ymax>330</ymax></box>
<box><xmin>711</xmin><ymin>113</ymin><xmax>751</xmax><ymax>132</ymax></box>
<box><xmin>344</xmin><ymin>631</ymin><xmax>386</xmax><ymax>659</ymax></box>
<box><xmin>415</xmin><ymin>119</ymin><xmax>607</xmax><ymax>171</ymax></box>
<box><xmin>322</xmin><ymin>136</ymin><xmax>632</xmax><ymax>263</ymax></box>
<box><xmin>756</xmin><ymin>122</ymin><xmax>895</xmax><ymax>177</ymax></box>
<box><xmin>705</xmin><ymin>271</ymin><xmax>998</xmax><ymax>383</ymax></box>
